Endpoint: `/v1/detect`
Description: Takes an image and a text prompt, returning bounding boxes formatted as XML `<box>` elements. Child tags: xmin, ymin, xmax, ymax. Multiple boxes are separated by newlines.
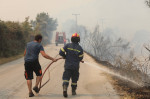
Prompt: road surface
<box><xmin>0</xmin><ymin>44</ymin><xmax>120</xmax><ymax>99</ymax></box>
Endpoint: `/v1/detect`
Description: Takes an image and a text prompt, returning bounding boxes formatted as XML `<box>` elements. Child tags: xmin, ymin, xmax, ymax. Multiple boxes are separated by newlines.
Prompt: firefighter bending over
<box><xmin>59</xmin><ymin>33</ymin><xmax>84</xmax><ymax>98</ymax></box>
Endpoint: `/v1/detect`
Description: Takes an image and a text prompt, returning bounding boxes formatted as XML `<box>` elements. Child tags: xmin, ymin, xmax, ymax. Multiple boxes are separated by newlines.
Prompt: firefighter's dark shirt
<box><xmin>59</xmin><ymin>43</ymin><xmax>83</xmax><ymax>70</ymax></box>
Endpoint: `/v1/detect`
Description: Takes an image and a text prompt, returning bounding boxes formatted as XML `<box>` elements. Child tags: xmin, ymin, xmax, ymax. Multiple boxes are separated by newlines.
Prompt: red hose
<box><xmin>39</xmin><ymin>58</ymin><xmax>62</xmax><ymax>91</ymax></box>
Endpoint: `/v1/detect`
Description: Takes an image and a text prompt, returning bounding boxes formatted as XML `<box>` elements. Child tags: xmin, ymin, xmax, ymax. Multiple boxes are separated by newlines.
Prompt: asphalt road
<box><xmin>0</xmin><ymin>44</ymin><xmax>120</xmax><ymax>99</ymax></box>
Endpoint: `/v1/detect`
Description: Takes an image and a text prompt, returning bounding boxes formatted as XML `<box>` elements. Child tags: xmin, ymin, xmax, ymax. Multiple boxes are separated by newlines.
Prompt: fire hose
<box><xmin>39</xmin><ymin>57</ymin><xmax>62</xmax><ymax>91</ymax></box>
<box><xmin>39</xmin><ymin>58</ymin><xmax>84</xmax><ymax>91</ymax></box>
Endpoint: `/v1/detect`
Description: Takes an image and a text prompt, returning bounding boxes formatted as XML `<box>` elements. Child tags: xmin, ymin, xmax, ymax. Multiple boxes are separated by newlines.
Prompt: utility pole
<box><xmin>72</xmin><ymin>14</ymin><xmax>80</xmax><ymax>33</ymax></box>
<box><xmin>100</xmin><ymin>18</ymin><xmax>105</xmax><ymax>32</ymax></box>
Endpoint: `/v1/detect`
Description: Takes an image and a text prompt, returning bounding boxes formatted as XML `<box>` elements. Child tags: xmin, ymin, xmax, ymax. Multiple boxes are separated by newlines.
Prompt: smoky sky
<box><xmin>0</xmin><ymin>0</ymin><xmax>150</xmax><ymax>39</ymax></box>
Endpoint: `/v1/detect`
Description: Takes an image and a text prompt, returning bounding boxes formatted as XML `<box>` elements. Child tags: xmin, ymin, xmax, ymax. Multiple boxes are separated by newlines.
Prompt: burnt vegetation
<box><xmin>78</xmin><ymin>24</ymin><xmax>150</xmax><ymax>98</ymax></box>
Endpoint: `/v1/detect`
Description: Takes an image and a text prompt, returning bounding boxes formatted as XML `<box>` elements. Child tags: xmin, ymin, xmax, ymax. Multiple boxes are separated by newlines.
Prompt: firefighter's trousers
<box><xmin>63</xmin><ymin>69</ymin><xmax>79</xmax><ymax>90</ymax></box>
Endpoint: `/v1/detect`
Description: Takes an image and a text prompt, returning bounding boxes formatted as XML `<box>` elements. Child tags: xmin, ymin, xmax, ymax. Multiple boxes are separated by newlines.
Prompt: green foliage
<box><xmin>0</xmin><ymin>18</ymin><xmax>33</xmax><ymax>58</ymax></box>
<box><xmin>22</xmin><ymin>17</ymin><xmax>33</xmax><ymax>42</ymax></box>
<box><xmin>31</xmin><ymin>12</ymin><xmax>58</xmax><ymax>45</ymax></box>
<box><xmin>0</xmin><ymin>12</ymin><xmax>58</xmax><ymax>58</ymax></box>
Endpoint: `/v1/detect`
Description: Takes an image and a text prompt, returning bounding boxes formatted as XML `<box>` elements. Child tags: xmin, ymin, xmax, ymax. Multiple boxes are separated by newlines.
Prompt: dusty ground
<box><xmin>0</xmin><ymin>44</ymin><xmax>120</xmax><ymax>99</ymax></box>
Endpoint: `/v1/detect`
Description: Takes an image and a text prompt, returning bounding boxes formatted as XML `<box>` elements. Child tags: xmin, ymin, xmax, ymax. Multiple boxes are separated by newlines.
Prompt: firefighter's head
<box><xmin>71</xmin><ymin>33</ymin><xmax>80</xmax><ymax>43</ymax></box>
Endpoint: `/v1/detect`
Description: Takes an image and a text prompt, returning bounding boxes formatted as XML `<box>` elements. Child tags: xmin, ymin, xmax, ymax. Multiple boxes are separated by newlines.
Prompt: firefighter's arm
<box><xmin>79</xmin><ymin>49</ymin><xmax>84</xmax><ymax>61</ymax></box>
<box><xmin>59</xmin><ymin>47</ymin><xmax>66</xmax><ymax>59</ymax></box>
<box><xmin>24</xmin><ymin>49</ymin><xmax>26</xmax><ymax>56</ymax></box>
<box><xmin>40</xmin><ymin>51</ymin><xmax>57</xmax><ymax>62</ymax></box>
<box><xmin>59</xmin><ymin>44</ymin><xmax>68</xmax><ymax>58</ymax></box>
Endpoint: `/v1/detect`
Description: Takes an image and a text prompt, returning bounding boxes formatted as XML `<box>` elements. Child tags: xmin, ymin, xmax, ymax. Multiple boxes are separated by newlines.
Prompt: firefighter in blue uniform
<box><xmin>59</xmin><ymin>33</ymin><xmax>84</xmax><ymax>98</ymax></box>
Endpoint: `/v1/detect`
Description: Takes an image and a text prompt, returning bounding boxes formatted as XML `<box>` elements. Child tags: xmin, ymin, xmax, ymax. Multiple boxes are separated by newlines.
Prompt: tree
<box><xmin>31</xmin><ymin>12</ymin><xmax>58</xmax><ymax>45</ymax></box>
<box><xmin>0</xmin><ymin>20</ymin><xmax>7</xmax><ymax>57</ymax></box>
<box><xmin>0</xmin><ymin>18</ymin><xmax>33</xmax><ymax>58</ymax></box>
<box><xmin>22</xmin><ymin>17</ymin><xmax>33</xmax><ymax>42</ymax></box>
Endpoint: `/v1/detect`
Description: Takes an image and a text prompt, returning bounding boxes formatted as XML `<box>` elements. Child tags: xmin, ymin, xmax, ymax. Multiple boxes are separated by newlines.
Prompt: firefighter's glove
<box><xmin>62</xmin><ymin>56</ymin><xmax>66</xmax><ymax>59</ymax></box>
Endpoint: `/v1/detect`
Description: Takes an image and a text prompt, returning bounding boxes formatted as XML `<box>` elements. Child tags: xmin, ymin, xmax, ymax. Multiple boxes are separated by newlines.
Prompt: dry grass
<box><xmin>110</xmin><ymin>76</ymin><xmax>150</xmax><ymax>99</ymax></box>
<box><xmin>91</xmin><ymin>55</ymin><xmax>150</xmax><ymax>99</ymax></box>
<box><xmin>0</xmin><ymin>53</ymin><xmax>23</xmax><ymax>65</ymax></box>
<box><xmin>102</xmin><ymin>72</ymin><xmax>134</xmax><ymax>99</ymax></box>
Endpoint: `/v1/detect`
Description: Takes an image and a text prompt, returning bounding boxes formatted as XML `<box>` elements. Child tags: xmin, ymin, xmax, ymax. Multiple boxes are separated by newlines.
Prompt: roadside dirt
<box><xmin>0</xmin><ymin>53</ymin><xmax>23</xmax><ymax>65</ymax></box>
<box><xmin>110</xmin><ymin>76</ymin><xmax>150</xmax><ymax>99</ymax></box>
<box><xmin>86</xmin><ymin>53</ymin><xmax>150</xmax><ymax>99</ymax></box>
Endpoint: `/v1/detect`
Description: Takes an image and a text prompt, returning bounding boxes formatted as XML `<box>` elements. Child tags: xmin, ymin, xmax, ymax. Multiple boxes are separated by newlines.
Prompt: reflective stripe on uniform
<box><xmin>71</xmin><ymin>83</ymin><xmax>77</xmax><ymax>85</ymax></box>
<box><xmin>79</xmin><ymin>54</ymin><xmax>84</xmax><ymax>57</ymax></box>
<box><xmin>63</xmin><ymin>80</ymin><xmax>69</xmax><ymax>82</ymax></box>
<box><xmin>67</xmin><ymin>48</ymin><xmax>80</xmax><ymax>52</ymax></box>
<box><xmin>61</xmin><ymin>48</ymin><xmax>65</xmax><ymax>52</ymax></box>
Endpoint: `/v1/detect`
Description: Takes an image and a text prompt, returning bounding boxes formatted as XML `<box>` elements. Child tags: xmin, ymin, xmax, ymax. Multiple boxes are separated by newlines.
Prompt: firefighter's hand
<box><xmin>62</xmin><ymin>56</ymin><xmax>66</xmax><ymax>59</ymax></box>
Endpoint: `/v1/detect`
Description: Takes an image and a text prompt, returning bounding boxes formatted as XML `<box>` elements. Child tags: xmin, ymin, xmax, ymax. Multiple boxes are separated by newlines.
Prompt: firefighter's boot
<box><xmin>63</xmin><ymin>85</ymin><xmax>68</xmax><ymax>98</ymax></box>
<box><xmin>72</xmin><ymin>90</ymin><xmax>76</xmax><ymax>95</ymax></box>
<box><xmin>72</xmin><ymin>87</ymin><xmax>77</xmax><ymax>95</ymax></box>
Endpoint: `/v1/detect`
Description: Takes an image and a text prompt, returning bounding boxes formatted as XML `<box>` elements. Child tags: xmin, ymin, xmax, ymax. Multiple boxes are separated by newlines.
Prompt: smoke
<box><xmin>56</xmin><ymin>0</ymin><xmax>150</xmax><ymax>41</ymax></box>
<box><xmin>0</xmin><ymin>0</ymin><xmax>150</xmax><ymax>40</ymax></box>
<box><xmin>0</xmin><ymin>0</ymin><xmax>150</xmax><ymax>58</ymax></box>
